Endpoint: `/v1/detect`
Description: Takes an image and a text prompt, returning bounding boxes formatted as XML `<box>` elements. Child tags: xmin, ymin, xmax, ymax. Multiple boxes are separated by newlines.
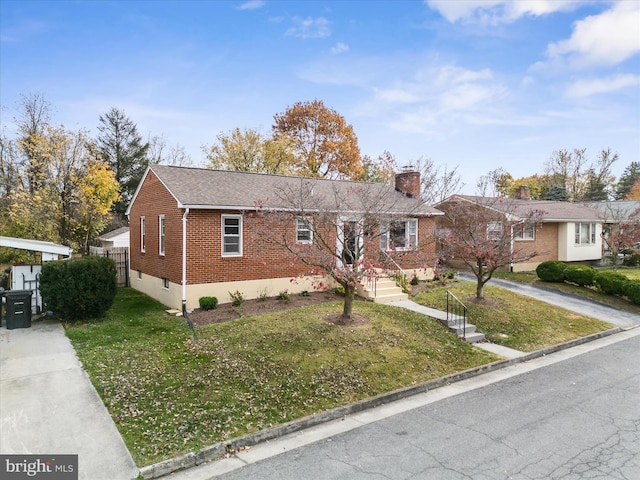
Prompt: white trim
<box><xmin>296</xmin><ymin>217</ymin><xmax>313</xmax><ymax>244</ymax></box>
<box><xmin>140</xmin><ymin>216</ymin><xmax>146</xmax><ymax>252</ymax></box>
<box><xmin>222</xmin><ymin>214</ymin><xmax>243</xmax><ymax>257</ymax></box>
<box><xmin>380</xmin><ymin>218</ymin><xmax>419</xmax><ymax>251</ymax></box>
<box><xmin>159</xmin><ymin>215</ymin><xmax>165</xmax><ymax>256</ymax></box>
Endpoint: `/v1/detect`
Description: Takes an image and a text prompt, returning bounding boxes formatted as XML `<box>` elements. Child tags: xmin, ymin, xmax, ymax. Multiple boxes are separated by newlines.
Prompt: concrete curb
<box><xmin>138</xmin><ymin>326</ymin><xmax>623</xmax><ymax>479</ymax></box>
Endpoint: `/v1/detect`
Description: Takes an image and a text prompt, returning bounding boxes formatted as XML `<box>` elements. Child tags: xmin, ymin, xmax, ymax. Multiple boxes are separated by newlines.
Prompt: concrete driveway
<box><xmin>0</xmin><ymin>318</ymin><xmax>139</xmax><ymax>480</ymax></box>
<box><xmin>459</xmin><ymin>273</ymin><xmax>640</xmax><ymax>329</ymax></box>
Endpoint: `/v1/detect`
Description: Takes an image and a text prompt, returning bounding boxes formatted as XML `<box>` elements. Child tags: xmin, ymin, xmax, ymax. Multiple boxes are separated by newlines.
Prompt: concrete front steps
<box><xmin>387</xmin><ymin>299</ymin><xmax>486</xmax><ymax>344</ymax></box>
<box><xmin>359</xmin><ymin>276</ymin><xmax>409</xmax><ymax>303</ymax></box>
<box><xmin>437</xmin><ymin>317</ymin><xmax>486</xmax><ymax>344</ymax></box>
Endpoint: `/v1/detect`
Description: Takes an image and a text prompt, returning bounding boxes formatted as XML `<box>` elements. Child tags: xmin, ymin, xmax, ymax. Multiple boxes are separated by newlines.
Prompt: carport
<box><xmin>0</xmin><ymin>236</ymin><xmax>72</xmax><ymax>315</ymax></box>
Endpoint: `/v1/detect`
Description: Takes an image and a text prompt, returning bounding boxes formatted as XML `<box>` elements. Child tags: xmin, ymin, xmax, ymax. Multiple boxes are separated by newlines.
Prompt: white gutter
<box><xmin>182</xmin><ymin>208</ymin><xmax>189</xmax><ymax>314</ymax></box>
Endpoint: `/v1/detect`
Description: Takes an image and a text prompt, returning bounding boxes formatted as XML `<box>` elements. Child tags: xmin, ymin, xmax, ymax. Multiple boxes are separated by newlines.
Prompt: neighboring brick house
<box><xmin>436</xmin><ymin>186</ymin><xmax>605</xmax><ymax>272</ymax></box>
<box><xmin>125</xmin><ymin>165</ymin><xmax>442</xmax><ymax>309</ymax></box>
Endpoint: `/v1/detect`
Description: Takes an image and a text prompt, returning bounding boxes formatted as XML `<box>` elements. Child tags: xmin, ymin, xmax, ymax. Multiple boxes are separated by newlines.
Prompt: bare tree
<box><xmin>148</xmin><ymin>134</ymin><xmax>192</xmax><ymax>167</ymax></box>
<box><xmin>438</xmin><ymin>195</ymin><xmax>544</xmax><ymax>299</ymax></box>
<box><xmin>414</xmin><ymin>157</ymin><xmax>464</xmax><ymax>205</ymax></box>
<box><xmin>590</xmin><ymin>202</ymin><xmax>640</xmax><ymax>269</ymax></box>
<box><xmin>251</xmin><ymin>177</ymin><xmax>435</xmax><ymax>321</ymax></box>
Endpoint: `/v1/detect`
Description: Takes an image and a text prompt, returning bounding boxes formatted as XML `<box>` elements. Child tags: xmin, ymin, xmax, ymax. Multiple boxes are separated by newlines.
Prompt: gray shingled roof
<box><xmin>143</xmin><ymin>165</ymin><xmax>441</xmax><ymax>216</ymax></box>
<box><xmin>582</xmin><ymin>201</ymin><xmax>640</xmax><ymax>222</ymax></box>
<box><xmin>97</xmin><ymin>227</ymin><xmax>129</xmax><ymax>241</ymax></box>
<box><xmin>451</xmin><ymin>195</ymin><xmax>602</xmax><ymax>222</ymax></box>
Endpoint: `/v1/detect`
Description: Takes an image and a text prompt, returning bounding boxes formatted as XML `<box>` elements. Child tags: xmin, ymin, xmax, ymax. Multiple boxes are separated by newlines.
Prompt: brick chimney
<box><xmin>395</xmin><ymin>169</ymin><xmax>421</xmax><ymax>198</ymax></box>
<box><xmin>515</xmin><ymin>185</ymin><xmax>531</xmax><ymax>200</ymax></box>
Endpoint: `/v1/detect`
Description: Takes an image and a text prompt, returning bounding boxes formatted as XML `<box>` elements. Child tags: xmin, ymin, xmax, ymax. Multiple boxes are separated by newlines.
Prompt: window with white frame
<box><xmin>296</xmin><ymin>217</ymin><xmax>313</xmax><ymax>244</ymax></box>
<box><xmin>222</xmin><ymin>215</ymin><xmax>242</xmax><ymax>256</ymax></box>
<box><xmin>575</xmin><ymin>222</ymin><xmax>597</xmax><ymax>245</ymax></box>
<box><xmin>487</xmin><ymin>221</ymin><xmax>503</xmax><ymax>240</ymax></box>
<box><xmin>140</xmin><ymin>216</ymin><xmax>146</xmax><ymax>252</ymax></box>
<box><xmin>514</xmin><ymin>222</ymin><xmax>535</xmax><ymax>241</ymax></box>
<box><xmin>158</xmin><ymin>215</ymin><xmax>165</xmax><ymax>255</ymax></box>
<box><xmin>380</xmin><ymin>219</ymin><xmax>418</xmax><ymax>251</ymax></box>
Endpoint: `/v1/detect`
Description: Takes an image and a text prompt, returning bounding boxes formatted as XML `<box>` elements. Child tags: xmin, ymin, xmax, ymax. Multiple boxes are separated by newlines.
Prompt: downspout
<box><xmin>182</xmin><ymin>208</ymin><xmax>189</xmax><ymax>312</ymax></box>
<box><xmin>182</xmin><ymin>208</ymin><xmax>196</xmax><ymax>338</ymax></box>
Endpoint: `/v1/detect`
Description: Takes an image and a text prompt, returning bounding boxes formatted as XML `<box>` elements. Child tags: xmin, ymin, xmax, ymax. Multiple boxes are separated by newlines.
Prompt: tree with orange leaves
<box><xmin>272</xmin><ymin>100</ymin><xmax>363</xmax><ymax>180</ymax></box>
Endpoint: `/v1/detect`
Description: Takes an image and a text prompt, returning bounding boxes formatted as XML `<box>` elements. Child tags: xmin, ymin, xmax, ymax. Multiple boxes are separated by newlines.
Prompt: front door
<box><xmin>341</xmin><ymin>221</ymin><xmax>358</xmax><ymax>266</ymax></box>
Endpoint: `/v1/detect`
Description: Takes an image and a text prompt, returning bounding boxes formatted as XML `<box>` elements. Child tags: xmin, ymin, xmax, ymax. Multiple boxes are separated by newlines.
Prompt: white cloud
<box><xmin>331</xmin><ymin>42</ymin><xmax>349</xmax><ymax>55</ymax></box>
<box><xmin>237</xmin><ymin>1</ymin><xmax>265</xmax><ymax>11</ymax></box>
<box><xmin>546</xmin><ymin>1</ymin><xmax>640</xmax><ymax>68</ymax></box>
<box><xmin>286</xmin><ymin>17</ymin><xmax>331</xmax><ymax>39</ymax></box>
<box><xmin>566</xmin><ymin>74</ymin><xmax>640</xmax><ymax>97</ymax></box>
<box><xmin>425</xmin><ymin>0</ymin><xmax>580</xmax><ymax>25</ymax></box>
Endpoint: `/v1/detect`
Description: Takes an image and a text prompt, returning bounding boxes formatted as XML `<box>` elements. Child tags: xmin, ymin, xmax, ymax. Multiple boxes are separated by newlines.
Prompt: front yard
<box><xmin>66</xmin><ymin>283</ymin><xmax>613</xmax><ymax>466</ymax></box>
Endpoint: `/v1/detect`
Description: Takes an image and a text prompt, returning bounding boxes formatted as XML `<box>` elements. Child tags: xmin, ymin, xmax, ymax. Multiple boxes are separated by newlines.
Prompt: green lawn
<box><xmin>412</xmin><ymin>282</ymin><xmax>613</xmax><ymax>352</ymax></box>
<box><xmin>66</xmin><ymin>288</ymin><xmax>499</xmax><ymax>466</ymax></box>
<box><xmin>493</xmin><ymin>267</ymin><xmax>640</xmax><ymax>315</ymax></box>
<box><xmin>66</xmin><ymin>283</ymin><xmax>615</xmax><ymax>466</ymax></box>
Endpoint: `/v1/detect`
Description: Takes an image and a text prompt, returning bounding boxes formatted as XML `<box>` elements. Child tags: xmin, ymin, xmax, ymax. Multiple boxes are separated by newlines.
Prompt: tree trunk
<box><xmin>342</xmin><ymin>284</ymin><xmax>355</xmax><ymax>319</ymax></box>
<box><xmin>476</xmin><ymin>280</ymin><xmax>484</xmax><ymax>300</ymax></box>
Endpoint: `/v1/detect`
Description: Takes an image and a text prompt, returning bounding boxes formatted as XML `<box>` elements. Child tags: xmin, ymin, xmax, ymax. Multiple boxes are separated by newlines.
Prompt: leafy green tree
<box><xmin>96</xmin><ymin>108</ymin><xmax>149</xmax><ymax>217</ymax></box>
<box><xmin>204</xmin><ymin>128</ymin><xmax>295</xmax><ymax>174</ymax></box>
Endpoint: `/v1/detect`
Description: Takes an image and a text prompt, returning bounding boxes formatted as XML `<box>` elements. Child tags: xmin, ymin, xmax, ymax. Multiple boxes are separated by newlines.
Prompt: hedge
<box><xmin>563</xmin><ymin>265</ymin><xmax>596</xmax><ymax>287</ymax></box>
<box><xmin>623</xmin><ymin>279</ymin><xmax>640</xmax><ymax>305</ymax></box>
<box><xmin>40</xmin><ymin>256</ymin><xmax>117</xmax><ymax>321</ymax></box>
<box><xmin>535</xmin><ymin>261</ymin><xmax>567</xmax><ymax>282</ymax></box>
<box><xmin>593</xmin><ymin>271</ymin><xmax>629</xmax><ymax>296</ymax></box>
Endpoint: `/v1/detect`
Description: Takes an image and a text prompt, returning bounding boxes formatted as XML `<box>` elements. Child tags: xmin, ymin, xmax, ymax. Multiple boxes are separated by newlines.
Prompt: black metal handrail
<box><xmin>446</xmin><ymin>290</ymin><xmax>468</xmax><ymax>339</ymax></box>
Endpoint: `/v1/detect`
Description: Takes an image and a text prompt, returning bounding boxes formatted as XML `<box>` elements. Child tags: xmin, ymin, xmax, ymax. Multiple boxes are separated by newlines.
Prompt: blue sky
<box><xmin>1</xmin><ymin>0</ymin><xmax>639</xmax><ymax>192</ymax></box>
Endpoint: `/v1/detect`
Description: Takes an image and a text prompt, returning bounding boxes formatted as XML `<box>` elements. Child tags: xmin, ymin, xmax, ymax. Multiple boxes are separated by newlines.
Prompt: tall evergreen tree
<box><xmin>582</xmin><ymin>168</ymin><xmax>609</xmax><ymax>201</ymax></box>
<box><xmin>96</xmin><ymin>108</ymin><xmax>149</xmax><ymax>217</ymax></box>
<box><xmin>615</xmin><ymin>162</ymin><xmax>640</xmax><ymax>200</ymax></box>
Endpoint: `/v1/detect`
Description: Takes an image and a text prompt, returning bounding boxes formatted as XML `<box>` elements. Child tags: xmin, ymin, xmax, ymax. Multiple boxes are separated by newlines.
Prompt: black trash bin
<box><xmin>5</xmin><ymin>290</ymin><xmax>33</xmax><ymax>329</ymax></box>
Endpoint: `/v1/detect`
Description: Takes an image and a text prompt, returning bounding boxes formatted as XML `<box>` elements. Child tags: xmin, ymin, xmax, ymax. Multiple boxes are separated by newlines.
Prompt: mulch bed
<box><xmin>187</xmin><ymin>291</ymin><xmax>343</xmax><ymax>326</ymax></box>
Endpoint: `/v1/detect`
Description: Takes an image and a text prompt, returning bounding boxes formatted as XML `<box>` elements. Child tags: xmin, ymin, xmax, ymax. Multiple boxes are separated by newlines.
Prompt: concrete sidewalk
<box><xmin>0</xmin><ymin>319</ymin><xmax>139</xmax><ymax>480</ymax></box>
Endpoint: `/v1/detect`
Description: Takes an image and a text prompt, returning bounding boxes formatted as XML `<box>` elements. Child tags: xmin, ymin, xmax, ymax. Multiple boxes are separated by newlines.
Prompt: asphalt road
<box><xmin>202</xmin><ymin>329</ymin><xmax>640</xmax><ymax>480</ymax></box>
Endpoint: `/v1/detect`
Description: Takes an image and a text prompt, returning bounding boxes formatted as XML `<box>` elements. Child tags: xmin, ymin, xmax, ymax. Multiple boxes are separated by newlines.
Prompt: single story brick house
<box><xmin>436</xmin><ymin>186</ymin><xmax>605</xmax><ymax>272</ymax></box>
<box><xmin>125</xmin><ymin>165</ymin><xmax>442</xmax><ymax>310</ymax></box>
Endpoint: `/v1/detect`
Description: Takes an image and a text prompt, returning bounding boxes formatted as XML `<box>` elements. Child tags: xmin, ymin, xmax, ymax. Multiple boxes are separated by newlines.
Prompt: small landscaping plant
<box><xmin>410</xmin><ymin>275</ymin><xmax>420</xmax><ymax>285</ymax></box>
<box><xmin>593</xmin><ymin>270</ymin><xmax>628</xmax><ymax>296</ymax></box>
<box><xmin>536</xmin><ymin>260</ymin><xmax>567</xmax><ymax>282</ymax></box>
<box><xmin>277</xmin><ymin>290</ymin><xmax>291</xmax><ymax>301</ymax></box>
<box><xmin>198</xmin><ymin>296</ymin><xmax>218</xmax><ymax>311</ymax></box>
<box><xmin>299</xmin><ymin>290</ymin><xmax>311</xmax><ymax>297</ymax></box>
<box><xmin>563</xmin><ymin>265</ymin><xmax>595</xmax><ymax>287</ymax></box>
<box><xmin>229</xmin><ymin>290</ymin><xmax>244</xmax><ymax>307</ymax></box>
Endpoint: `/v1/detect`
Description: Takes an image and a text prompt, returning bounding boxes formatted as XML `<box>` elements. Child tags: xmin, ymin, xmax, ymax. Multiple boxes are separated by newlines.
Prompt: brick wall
<box><xmin>130</xmin><ymin>171</ymin><xmax>439</xmax><ymax>285</ymax></box>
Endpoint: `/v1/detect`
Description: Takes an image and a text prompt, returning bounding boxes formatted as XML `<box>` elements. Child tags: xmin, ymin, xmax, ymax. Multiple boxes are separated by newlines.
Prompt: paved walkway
<box><xmin>0</xmin><ymin>318</ymin><xmax>139</xmax><ymax>480</ymax></box>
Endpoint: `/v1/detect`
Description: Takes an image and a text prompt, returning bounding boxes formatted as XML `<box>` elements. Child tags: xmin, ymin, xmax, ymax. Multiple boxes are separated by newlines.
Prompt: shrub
<box><xmin>563</xmin><ymin>265</ymin><xmax>596</xmax><ymax>287</ymax></box>
<box><xmin>623</xmin><ymin>279</ymin><xmax>640</xmax><ymax>305</ymax></box>
<box><xmin>198</xmin><ymin>296</ymin><xmax>218</xmax><ymax>310</ymax></box>
<box><xmin>229</xmin><ymin>290</ymin><xmax>244</xmax><ymax>307</ymax></box>
<box><xmin>410</xmin><ymin>275</ymin><xmax>419</xmax><ymax>285</ymax></box>
<box><xmin>299</xmin><ymin>290</ymin><xmax>311</xmax><ymax>297</ymax></box>
<box><xmin>593</xmin><ymin>271</ymin><xmax>629</xmax><ymax>296</ymax></box>
<box><xmin>39</xmin><ymin>256</ymin><xmax>117</xmax><ymax>321</ymax></box>
<box><xmin>623</xmin><ymin>253</ymin><xmax>640</xmax><ymax>267</ymax></box>
<box><xmin>536</xmin><ymin>261</ymin><xmax>567</xmax><ymax>282</ymax></box>
<box><xmin>277</xmin><ymin>290</ymin><xmax>290</xmax><ymax>301</ymax></box>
